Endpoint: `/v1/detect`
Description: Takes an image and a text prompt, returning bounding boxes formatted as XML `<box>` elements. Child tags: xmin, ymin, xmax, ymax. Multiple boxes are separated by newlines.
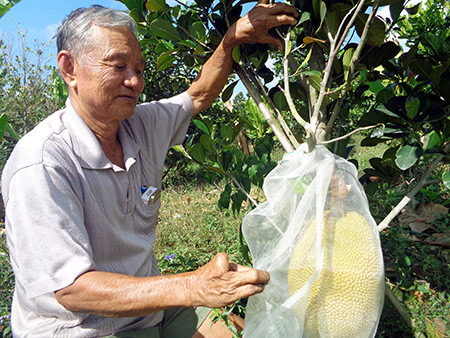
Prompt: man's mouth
<box><xmin>118</xmin><ymin>94</ymin><xmax>136</xmax><ymax>101</ymax></box>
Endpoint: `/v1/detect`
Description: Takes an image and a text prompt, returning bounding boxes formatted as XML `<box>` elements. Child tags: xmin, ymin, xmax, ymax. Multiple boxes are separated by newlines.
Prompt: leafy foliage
<box><xmin>0</xmin><ymin>33</ymin><xmax>67</xmax><ymax>168</ymax></box>
<box><xmin>0</xmin><ymin>0</ymin><xmax>20</xmax><ymax>19</ymax></box>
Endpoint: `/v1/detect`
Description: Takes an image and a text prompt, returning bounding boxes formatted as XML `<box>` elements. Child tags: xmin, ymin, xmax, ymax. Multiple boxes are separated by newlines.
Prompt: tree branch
<box><xmin>377</xmin><ymin>142</ymin><xmax>450</xmax><ymax>232</ymax></box>
<box><xmin>281</xmin><ymin>32</ymin><xmax>308</xmax><ymax>130</ymax></box>
<box><xmin>317</xmin><ymin>124</ymin><xmax>383</xmax><ymax>145</ymax></box>
<box><xmin>243</xmin><ymin>65</ymin><xmax>300</xmax><ymax>149</ymax></box>
<box><xmin>325</xmin><ymin>0</ymin><xmax>381</xmax><ymax>138</ymax></box>
<box><xmin>234</xmin><ymin>65</ymin><xmax>295</xmax><ymax>152</ymax></box>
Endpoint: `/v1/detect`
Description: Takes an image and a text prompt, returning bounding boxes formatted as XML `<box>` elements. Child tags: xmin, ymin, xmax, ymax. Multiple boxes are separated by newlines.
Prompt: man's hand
<box><xmin>190</xmin><ymin>253</ymin><xmax>270</xmax><ymax>308</ymax></box>
<box><xmin>224</xmin><ymin>0</ymin><xmax>299</xmax><ymax>51</ymax></box>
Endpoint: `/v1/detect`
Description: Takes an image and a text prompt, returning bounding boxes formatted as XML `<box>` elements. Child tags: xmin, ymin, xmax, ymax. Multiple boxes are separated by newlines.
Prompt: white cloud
<box><xmin>45</xmin><ymin>23</ymin><xmax>59</xmax><ymax>41</ymax></box>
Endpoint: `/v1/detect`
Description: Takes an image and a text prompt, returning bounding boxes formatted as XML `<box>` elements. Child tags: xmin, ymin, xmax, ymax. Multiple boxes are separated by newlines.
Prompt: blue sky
<box><xmin>0</xmin><ymin>1</ymin><xmax>128</xmax><ymax>67</ymax></box>
<box><xmin>0</xmin><ymin>0</ymin><xmax>127</xmax><ymax>42</ymax></box>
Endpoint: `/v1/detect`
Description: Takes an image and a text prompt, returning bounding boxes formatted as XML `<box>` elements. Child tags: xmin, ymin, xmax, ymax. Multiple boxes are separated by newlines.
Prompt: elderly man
<box><xmin>1</xmin><ymin>2</ymin><xmax>297</xmax><ymax>337</ymax></box>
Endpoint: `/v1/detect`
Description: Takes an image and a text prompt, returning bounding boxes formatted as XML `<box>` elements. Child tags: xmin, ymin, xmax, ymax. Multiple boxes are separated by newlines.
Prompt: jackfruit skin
<box><xmin>287</xmin><ymin>211</ymin><xmax>384</xmax><ymax>338</ymax></box>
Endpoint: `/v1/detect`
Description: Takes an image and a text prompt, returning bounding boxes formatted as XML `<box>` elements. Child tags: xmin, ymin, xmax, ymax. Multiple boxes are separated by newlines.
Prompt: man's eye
<box><xmin>136</xmin><ymin>69</ymin><xmax>143</xmax><ymax>75</ymax></box>
<box><xmin>115</xmin><ymin>65</ymin><xmax>125</xmax><ymax>70</ymax></box>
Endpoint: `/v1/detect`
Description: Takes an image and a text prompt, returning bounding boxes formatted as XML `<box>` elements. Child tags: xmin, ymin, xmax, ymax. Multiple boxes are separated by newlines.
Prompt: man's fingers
<box><xmin>265</xmin><ymin>2</ymin><xmax>299</xmax><ymax>18</ymax></box>
<box><xmin>234</xmin><ymin>267</ymin><xmax>270</xmax><ymax>286</ymax></box>
<box><xmin>233</xmin><ymin>283</ymin><xmax>267</xmax><ymax>302</ymax></box>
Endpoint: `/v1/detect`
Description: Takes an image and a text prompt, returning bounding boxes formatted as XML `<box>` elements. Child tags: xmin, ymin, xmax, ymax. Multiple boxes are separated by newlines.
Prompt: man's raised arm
<box><xmin>187</xmin><ymin>0</ymin><xmax>298</xmax><ymax>116</ymax></box>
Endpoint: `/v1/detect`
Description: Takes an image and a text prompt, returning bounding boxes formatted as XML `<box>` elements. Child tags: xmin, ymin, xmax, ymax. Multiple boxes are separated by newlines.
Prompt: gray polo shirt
<box><xmin>1</xmin><ymin>93</ymin><xmax>193</xmax><ymax>337</ymax></box>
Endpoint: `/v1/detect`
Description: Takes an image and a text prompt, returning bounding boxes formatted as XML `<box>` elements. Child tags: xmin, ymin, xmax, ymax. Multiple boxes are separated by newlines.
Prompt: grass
<box><xmin>0</xmin><ymin>231</ymin><xmax>14</xmax><ymax>337</ymax></box>
<box><xmin>154</xmin><ymin>181</ymin><xmax>247</xmax><ymax>271</ymax></box>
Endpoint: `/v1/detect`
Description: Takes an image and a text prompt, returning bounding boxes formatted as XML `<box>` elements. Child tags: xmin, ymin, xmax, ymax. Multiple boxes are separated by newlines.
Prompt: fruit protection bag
<box><xmin>242</xmin><ymin>145</ymin><xmax>385</xmax><ymax>338</ymax></box>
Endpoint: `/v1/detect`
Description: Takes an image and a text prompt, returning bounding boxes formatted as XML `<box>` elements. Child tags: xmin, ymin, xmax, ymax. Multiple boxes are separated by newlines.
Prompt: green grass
<box><xmin>154</xmin><ymin>182</ymin><xmax>247</xmax><ymax>272</ymax></box>
<box><xmin>0</xmin><ymin>231</ymin><xmax>14</xmax><ymax>337</ymax></box>
<box><xmin>347</xmin><ymin>133</ymin><xmax>390</xmax><ymax>173</ymax></box>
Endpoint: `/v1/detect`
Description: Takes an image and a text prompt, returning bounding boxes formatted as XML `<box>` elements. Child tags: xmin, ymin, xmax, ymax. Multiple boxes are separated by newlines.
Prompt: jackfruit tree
<box><xmin>117</xmin><ymin>0</ymin><xmax>448</xmax><ymax>334</ymax></box>
<box><xmin>118</xmin><ymin>0</ymin><xmax>449</xmax><ymax>211</ymax></box>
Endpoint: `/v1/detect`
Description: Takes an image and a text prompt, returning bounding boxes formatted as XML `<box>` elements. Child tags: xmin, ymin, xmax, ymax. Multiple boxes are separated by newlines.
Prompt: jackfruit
<box><xmin>287</xmin><ymin>211</ymin><xmax>384</xmax><ymax>337</ymax></box>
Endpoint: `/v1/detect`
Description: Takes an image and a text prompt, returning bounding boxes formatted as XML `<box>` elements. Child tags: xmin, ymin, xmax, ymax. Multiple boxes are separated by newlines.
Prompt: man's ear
<box><xmin>57</xmin><ymin>50</ymin><xmax>77</xmax><ymax>89</ymax></box>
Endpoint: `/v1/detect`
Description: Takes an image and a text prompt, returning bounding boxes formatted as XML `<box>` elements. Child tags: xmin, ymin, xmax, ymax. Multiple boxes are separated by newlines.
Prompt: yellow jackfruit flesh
<box><xmin>287</xmin><ymin>211</ymin><xmax>384</xmax><ymax>337</ymax></box>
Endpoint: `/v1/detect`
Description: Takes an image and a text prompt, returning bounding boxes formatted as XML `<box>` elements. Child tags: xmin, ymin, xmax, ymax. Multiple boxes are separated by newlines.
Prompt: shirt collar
<box><xmin>63</xmin><ymin>97</ymin><xmax>140</xmax><ymax>171</ymax></box>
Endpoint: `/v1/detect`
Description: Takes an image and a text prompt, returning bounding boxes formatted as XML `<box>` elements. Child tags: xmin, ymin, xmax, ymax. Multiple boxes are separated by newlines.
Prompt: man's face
<box><xmin>72</xmin><ymin>25</ymin><xmax>145</xmax><ymax>125</ymax></box>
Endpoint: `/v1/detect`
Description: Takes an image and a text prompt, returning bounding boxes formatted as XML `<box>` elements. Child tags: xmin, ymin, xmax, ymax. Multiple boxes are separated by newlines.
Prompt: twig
<box><xmin>234</xmin><ymin>65</ymin><xmax>295</xmax><ymax>152</ymax></box>
<box><xmin>377</xmin><ymin>143</ymin><xmax>450</xmax><ymax>232</ymax></box>
<box><xmin>244</xmin><ymin>65</ymin><xmax>300</xmax><ymax>148</ymax></box>
<box><xmin>317</xmin><ymin>124</ymin><xmax>383</xmax><ymax>145</ymax></box>
<box><xmin>281</xmin><ymin>32</ymin><xmax>308</xmax><ymax>129</ymax></box>
<box><xmin>325</xmin><ymin>0</ymin><xmax>381</xmax><ymax>137</ymax></box>
<box><xmin>228</xmin><ymin>173</ymin><xmax>259</xmax><ymax>207</ymax></box>
<box><xmin>308</xmin><ymin>0</ymin><xmax>366</xmax><ymax>147</ymax></box>
<box><xmin>385</xmin><ymin>284</ymin><xmax>414</xmax><ymax>329</ymax></box>
<box><xmin>287</xmin><ymin>54</ymin><xmax>315</xmax><ymax>112</ymax></box>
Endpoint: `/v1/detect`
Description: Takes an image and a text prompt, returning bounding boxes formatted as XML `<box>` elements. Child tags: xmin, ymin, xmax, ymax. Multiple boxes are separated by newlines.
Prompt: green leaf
<box><xmin>312</xmin><ymin>0</ymin><xmax>321</xmax><ymax>19</ymax></box>
<box><xmin>405</xmin><ymin>3</ymin><xmax>420</xmax><ymax>15</ymax></box>
<box><xmin>190</xmin><ymin>143</ymin><xmax>206</xmax><ymax>164</ymax></box>
<box><xmin>395</xmin><ymin>144</ymin><xmax>423</xmax><ymax>170</ymax></box>
<box><xmin>231</xmin><ymin>122</ymin><xmax>244</xmax><ymax>141</ymax></box>
<box><xmin>199</xmin><ymin>134</ymin><xmax>214</xmax><ymax>152</ymax></box>
<box><xmin>315</xmin><ymin>1</ymin><xmax>327</xmax><ymax>33</ymax></box>
<box><xmin>410</xmin><ymin>59</ymin><xmax>433</xmax><ymax>83</ymax></box>
<box><xmin>5</xmin><ymin>120</ymin><xmax>19</xmax><ymax>140</ymax></box>
<box><xmin>405</xmin><ymin>97</ymin><xmax>420</xmax><ymax>119</ymax></box>
<box><xmin>145</xmin><ymin>0</ymin><xmax>168</xmax><ymax>12</ymax></box>
<box><xmin>120</xmin><ymin>0</ymin><xmax>145</xmax><ymax>21</ymax></box>
<box><xmin>232</xmin><ymin>46</ymin><xmax>240</xmax><ymax>63</ymax></box>
<box><xmin>355</xmin><ymin>14</ymin><xmax>385</xmax><ymax>46</ymax></box>
<box><xmin>326</xmin><ymin>3</ymin><xmax>351</xmax><ymax>36</ymax></box>
<box><xmin>149</xmin><ymin>18</ymin><xmax>181</xmax><ymax>41</ymax></box>
<box><xmin>178</xmin><ymin>40</ymin><xmax>197</xmax><ymax>49</ymax></box>
<box><xmin>221</xmin><ymin>80</ymin><xmax>238</xmax><ymax>102</ymax></box>
<box><xmin>220</xmin><ymin>124</ymin><xmax>233</xmax><ymax>140</ymax></box>
<box><xmin>273</xmin><ymin>91</ymin><xmax>288</xmax><ymax>112</ymax></box>
<box><xmin>443</xmin><ymin>171</ymin><xmax>450</xmax><ymax>190</ymax></box>
<box><xmin>376</xmin><ymin>88</ymin><xmax>395</xmax><ymax>103</ymax></box>
<box><xmin>0</xmin><ymin>0</ymin><xmax>20</xmax><ymax>19</ymax></box>
<box><xmin>155</xmin><ymin>40</ymin><xmax>174</xmax><ymax>53</ymax></box>
<box><xmin>284</xmin><ymin>40</ymin><xmax>292</xmax><ymax>58</ymax></box>
<box><xmin>218</xmin><ymin>184</ymin><xmax>231</xmax><ymax>209</ymax></box>
<box><xmin>308</xmin><ymin>74</ymin><xmax>322</xmax><ymax>92</ymax></box>
<box><xmin>157</xmin><ymin>53</ymin><xmax>176</xmax><ymax>71</ymax></box>
<box><xmin>192</xmin><ymin>119</ymin><xmax>211</xmax><ymax>136</ymax></box>
<box><xmin>389</xmin><ymin>0</ymin><xmax>405</xmax><ymax>22</ymax></box>
<box><xmin>189</xmin><ymin>21</ymin><xmax>206</xmax><ymax>41</ymax></box>
<box><xmin>421</xmin><ymin>131</ymin><xmax>442</xmax><ymax>150</ymax></box>
<box><xmin>208</xmin><ymin>165</ymin><xmax>226</xmax><ymax>176</ymax></box>
<box><xmin>298</xmin><ymin>11</ymin><xmax>311</xmax><ymax>25</ymax></box>
<box><xmin>171</xmin><ymin>145</ymin><xmax>191</xmax><ymax>159</ymax></box>
<box><xmin>376</xmin><ymin>103</ymin><xmax>403</xmax><ymax>118</ymax></box>
<box><xmin>343</xmin><ymin>48</ymin><xmax>355</xmax><ymax>81</ymax></box>
<box><xmin>0</xmin><ymin>113</ymin><xmax>7</xmax><ymax>140</ymax></box>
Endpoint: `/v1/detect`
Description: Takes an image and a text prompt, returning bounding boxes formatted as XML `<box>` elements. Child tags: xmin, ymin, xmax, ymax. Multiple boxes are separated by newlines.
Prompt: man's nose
<box><xmin>123</xmin><ymin>69</ymin><xmax>142</xmax><ymax>89</ymax></box>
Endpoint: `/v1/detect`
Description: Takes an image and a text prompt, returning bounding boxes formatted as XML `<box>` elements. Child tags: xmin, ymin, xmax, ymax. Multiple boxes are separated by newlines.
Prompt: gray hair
<box><xmin>56</xmin><ymin>5</ymin><xmax>137</xmax><ymax>59</ymax></box>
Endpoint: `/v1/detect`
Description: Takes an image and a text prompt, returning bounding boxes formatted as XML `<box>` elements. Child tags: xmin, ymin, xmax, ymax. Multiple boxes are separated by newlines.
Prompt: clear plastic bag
<box><xmin>242</xmin><ymin>145</ymin><xmax>385</xmax><ymax>338</ymax></box>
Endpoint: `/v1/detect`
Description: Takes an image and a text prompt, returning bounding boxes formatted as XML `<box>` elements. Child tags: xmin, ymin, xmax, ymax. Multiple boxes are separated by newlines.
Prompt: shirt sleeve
<box><xmin>5</xmin><ymin>162</ymin><xmax>96</xmax><ymax>299</ymax></box>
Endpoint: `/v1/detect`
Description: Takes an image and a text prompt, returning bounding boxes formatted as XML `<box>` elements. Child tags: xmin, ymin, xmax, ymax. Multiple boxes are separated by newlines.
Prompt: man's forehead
<box><xmin>103</xmin><ymin>50</ymin><xmax>145</xmax><ymax>64</ymax></box>
<box><xmin>89</xmin><ymin>25</ymin><xmax>144</xmax><ymax>64</ymax></box>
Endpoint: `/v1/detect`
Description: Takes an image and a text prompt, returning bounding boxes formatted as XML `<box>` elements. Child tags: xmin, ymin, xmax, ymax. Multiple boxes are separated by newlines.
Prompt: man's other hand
<box><xmin>224</xmin><ymin>0</ymin><xmax>299</xmax><ymax>51</ymax></box>
<box><xmin>190</xmin><ymin>252</ymin><xmax>270</xmax><ymax>309</ymax></box>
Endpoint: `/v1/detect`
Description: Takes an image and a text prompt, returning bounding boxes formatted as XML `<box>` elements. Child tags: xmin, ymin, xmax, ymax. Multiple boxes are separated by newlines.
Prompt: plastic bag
<box><xmin>242</xmin><ymin>145</ymin><xmax>384</xmax><ymax>338</ymax></box>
